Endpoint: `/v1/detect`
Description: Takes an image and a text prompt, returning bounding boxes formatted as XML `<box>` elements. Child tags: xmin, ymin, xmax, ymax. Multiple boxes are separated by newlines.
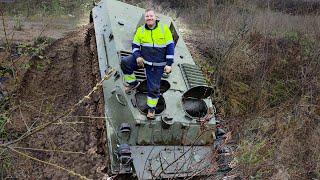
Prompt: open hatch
<box><xmin>134</xmin><ymin>80</ymin><xmax>170</xmax><ymax>114</ymax></box>
<box><xmin>182</xmin><ymin>86</ymin><xmax>214</xmax><ymax>119</ymax></box>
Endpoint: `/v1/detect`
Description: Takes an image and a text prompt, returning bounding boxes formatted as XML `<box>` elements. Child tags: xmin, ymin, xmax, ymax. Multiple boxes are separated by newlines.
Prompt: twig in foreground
<box><xmin>8</xmin><ymin>146</ymin><xmax>90</xmax><ymax>180</ymax></box>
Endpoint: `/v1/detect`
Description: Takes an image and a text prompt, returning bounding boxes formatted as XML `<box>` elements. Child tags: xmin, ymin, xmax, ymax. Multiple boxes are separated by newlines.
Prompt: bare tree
<box><xmin>0</xmin><ymin>3</ymin><xmax>10</xmax><ymax>49</ymax></box>
<box><xmin>208</xmin><ymin>0</ymin><xmax>214</xmax><ymax>20</ymax></box>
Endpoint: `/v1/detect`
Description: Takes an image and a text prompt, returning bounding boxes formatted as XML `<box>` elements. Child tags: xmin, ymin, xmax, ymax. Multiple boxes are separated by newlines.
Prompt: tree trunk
<box><xmin>208</xmin><ymin>0</ymin><xmax>214</xmax><ymax>22</ymax></box>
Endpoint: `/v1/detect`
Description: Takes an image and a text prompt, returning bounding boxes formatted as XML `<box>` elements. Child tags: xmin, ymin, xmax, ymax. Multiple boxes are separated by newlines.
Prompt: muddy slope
<box><xmin>5</xmin><ymin>24</ymin><xmax>108</xmax><ymax>179</ymax></box>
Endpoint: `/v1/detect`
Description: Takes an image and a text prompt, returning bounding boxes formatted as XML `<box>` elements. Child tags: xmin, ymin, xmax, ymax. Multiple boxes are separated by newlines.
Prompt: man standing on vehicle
<box><xmin>121</xmin><ymin>8</ymin><xmax>175</xmax><ymax>119</ymax></box>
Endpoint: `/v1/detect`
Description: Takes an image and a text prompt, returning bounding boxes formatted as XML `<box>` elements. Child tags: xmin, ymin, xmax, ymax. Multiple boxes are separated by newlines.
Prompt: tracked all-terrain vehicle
<box><xmin>92</xmin><ymin>0</ymin><xmax>217</xmax><ymax>179</ymax></box>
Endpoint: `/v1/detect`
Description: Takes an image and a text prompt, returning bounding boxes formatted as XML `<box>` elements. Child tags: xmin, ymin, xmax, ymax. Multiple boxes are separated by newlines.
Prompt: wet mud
<box><xmin>4</xmin><ymin>24</ymin><xmax>109</xmax><ymax>179</ymax></box>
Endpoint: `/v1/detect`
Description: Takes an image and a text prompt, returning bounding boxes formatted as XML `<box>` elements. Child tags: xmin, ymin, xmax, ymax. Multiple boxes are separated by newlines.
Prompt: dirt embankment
<box><xmin>3</xmin><ymin>24</ymin><xmax>109</xmax><ymax>179</ymax></box>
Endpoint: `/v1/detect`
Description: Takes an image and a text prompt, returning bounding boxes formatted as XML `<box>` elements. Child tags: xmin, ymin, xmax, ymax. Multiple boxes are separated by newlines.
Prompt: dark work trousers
<box><xmin>120</xmin><ymin>55</ymin><xmax>164</xmax><ymax>108</ymax></box>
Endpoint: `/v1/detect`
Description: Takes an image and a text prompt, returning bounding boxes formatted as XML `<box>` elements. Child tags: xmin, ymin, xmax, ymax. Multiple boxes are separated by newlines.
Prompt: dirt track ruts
<box><xmin>5</xmin><ymin>24</ymin><xmax>108</xmax><ymax>179</ymax></box>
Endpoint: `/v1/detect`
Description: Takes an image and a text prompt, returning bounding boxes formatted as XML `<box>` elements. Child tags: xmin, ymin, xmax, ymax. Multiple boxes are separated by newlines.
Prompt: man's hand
<box><xmin>136</xmin><ymin>57</ymin><xmax>144</xmax><ymax>68</ymax></box>
<box><xmin>164</xmin><ymin>65</ymin><xmax>172</xmax><ymax>74</ymax></box>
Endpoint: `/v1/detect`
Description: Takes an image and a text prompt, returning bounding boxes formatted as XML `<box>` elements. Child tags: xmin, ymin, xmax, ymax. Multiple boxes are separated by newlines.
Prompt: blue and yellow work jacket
<box><xmin>132</xmin><ymin>20</ymin><xmax>175</xmax><ymax>66</ymax></box>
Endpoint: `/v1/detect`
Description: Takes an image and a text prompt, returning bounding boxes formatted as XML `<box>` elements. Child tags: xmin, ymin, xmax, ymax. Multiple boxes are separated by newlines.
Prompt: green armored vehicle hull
<box><xmin>92</xmin><ymin>0</ymin><xmax>217</xmax><ymax>179</ymax></box>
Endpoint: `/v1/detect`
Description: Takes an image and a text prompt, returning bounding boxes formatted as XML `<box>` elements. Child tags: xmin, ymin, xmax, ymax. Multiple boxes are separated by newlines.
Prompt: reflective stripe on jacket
<box><xmin>132</xmin><ymin>20</ymin><xmax>175</xmax><ymax>66</ymax></box>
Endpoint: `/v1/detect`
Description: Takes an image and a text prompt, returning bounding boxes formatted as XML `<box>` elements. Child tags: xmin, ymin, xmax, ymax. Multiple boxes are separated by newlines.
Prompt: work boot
<box><xmin>147</xmin><ymin>108</ymin><xmax>155</xmax><ymax>120</ymax></box>
<box><xmin>124</xmin><ymin>81</ymin><xmax>140</xmax><ymax>94</ymax></box>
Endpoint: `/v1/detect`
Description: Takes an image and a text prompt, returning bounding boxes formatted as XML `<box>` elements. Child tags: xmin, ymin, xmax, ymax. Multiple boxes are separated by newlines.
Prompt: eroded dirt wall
<box><xmin>4</xmin><ymin>24</ymin><xmax>109</xmax><ymax>179</ymax></box>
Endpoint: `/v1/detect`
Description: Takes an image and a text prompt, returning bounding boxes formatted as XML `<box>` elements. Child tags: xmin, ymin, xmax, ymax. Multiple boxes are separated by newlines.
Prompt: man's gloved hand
<box><xmin>164</xmin><ymin>65</ymin><xmax>172</xmax><ymax>74</ymax></box>
<box><xmin>136</xmin><ymin>57</ymin><xmax>144</xmax><ymax>68</ymax></box>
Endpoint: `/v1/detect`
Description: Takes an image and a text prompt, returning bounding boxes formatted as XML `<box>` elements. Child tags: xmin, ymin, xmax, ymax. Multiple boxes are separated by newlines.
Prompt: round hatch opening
<box><xmin>181</xmin><ymin>86</ymin><xmax>214</xmax><ymax>119</ymax></box>
<box><xmin>182</xmin><ymin>98</ymin><xmax>208</xmax><ymax>118</ymax></box>
<box><xmin>137</xmin><ymin>80</ymin><xmax>170</xmax><ymax>93</ymax></box>
<box><xmin>134</xmin><ymin>80</ymin><xmax>170</xmax><ymax>115</ymax></box>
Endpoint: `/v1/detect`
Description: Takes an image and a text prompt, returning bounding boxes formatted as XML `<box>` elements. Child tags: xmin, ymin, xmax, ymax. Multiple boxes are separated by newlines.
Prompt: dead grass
<box><xmin>253</xmin><ymin>10</ymin><xmax>320</xmax><ymax>38</ymax></box>
<box><xmin>234</xmin><ymin>102</ymin><xmax>320</xmax><ymax>179</ymax></box>
<box><xmin>148</xmin><ymin>0</ymin><xmax>320</xmax><ymax>179</ymax></box>
<box><xmin>125</xmin><ymin>0</ymin><xmax>320</xmax><ymax>178</ymax></box>
<box><xmin>2</xmin><ymin>0</ymin><xmax>316</xmax><ymax>178</ymax></box>
<box><xmin>256</xmin><ymin>0</ymin><xmax>320</xmax><ymax>15</ymax></box>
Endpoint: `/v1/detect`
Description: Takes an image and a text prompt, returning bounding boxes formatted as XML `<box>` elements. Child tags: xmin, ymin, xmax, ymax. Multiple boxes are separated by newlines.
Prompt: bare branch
<box><xmin>12</xmin><ymin>146</ymin><xmax>85</xmax><ymax>155</ymax></box>
<box><xmin>0</xmin><ymin>6</ymin><xmax>10</xmax><ymax>50</ymax></box>
<box><xmin>6</xmin><ymin>146</ymin><xmax>90</xmax><ymax>180</ymax></box>
<box><xmin>0</xmin><ymin>68</ymin><xmax>115</xmax><ymax>148</ymax></box>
